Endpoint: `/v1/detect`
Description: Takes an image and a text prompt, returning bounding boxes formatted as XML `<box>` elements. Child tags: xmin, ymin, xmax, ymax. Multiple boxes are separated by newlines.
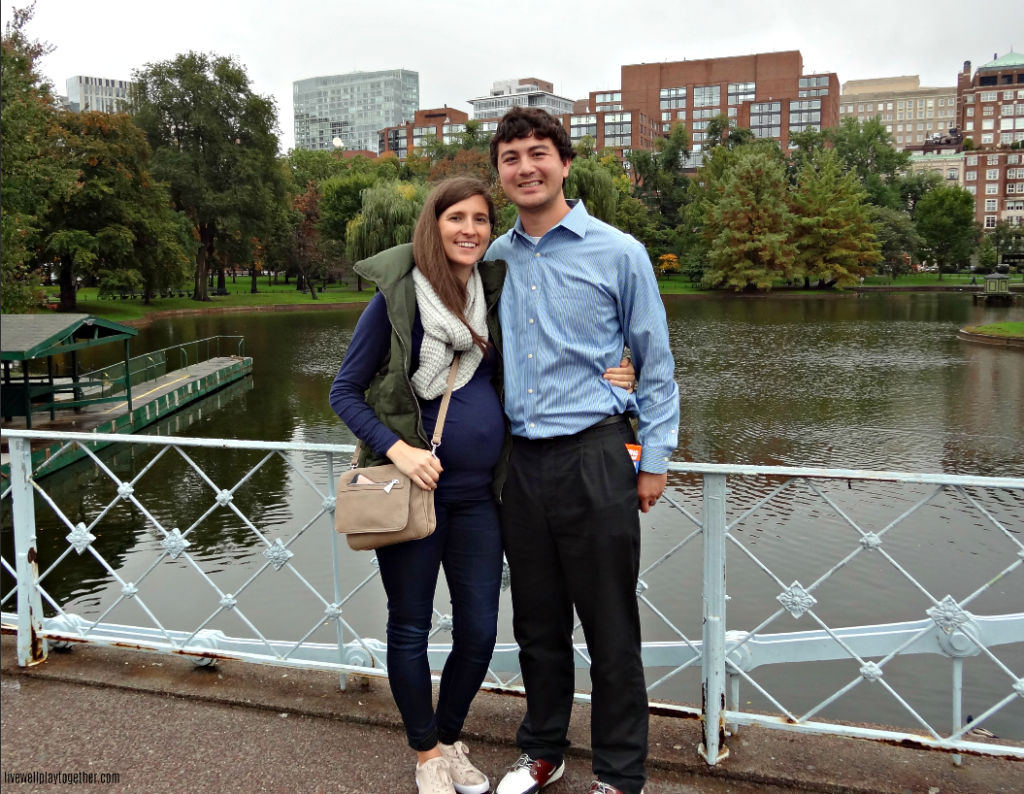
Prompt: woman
<box><xmin>329</xmin><ymin>177</ymin><xmax>635</xmax><ymax>794</ymax></box>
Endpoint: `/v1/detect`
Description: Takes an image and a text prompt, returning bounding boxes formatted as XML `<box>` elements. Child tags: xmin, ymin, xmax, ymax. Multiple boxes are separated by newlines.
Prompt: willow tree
<box><xmin>345</xmin><ymin>181</ymin><xmax>427</xmax><ymax>263</ymax></box>
<box><xmin>789</xmin><ymin>149</ymin><xmax>881</xmax><ymax>288</ymax></box>
<box><xmin>704</xmin><ymin>148</ymin><xmax>797</xmax><ymax>291</ymax></box>
<box><xmin>565</xmin><ymin>158</ymin><xmax>617</xmax><ymax>224</ymax></box>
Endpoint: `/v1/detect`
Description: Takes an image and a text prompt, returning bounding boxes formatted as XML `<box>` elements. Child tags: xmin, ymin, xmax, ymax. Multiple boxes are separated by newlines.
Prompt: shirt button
<box><xmin>527</xmin><ymin>354</ymin><xmax>533</xmax><ymax>359</ymax></box>
<box><xmin>529</xmin><ymin>318</ymin><xmax>534</xmax><ymax>324</ymax></box>
<box><xmin>528</xmin><ymin>389</ymin><xmax>533</xmax><ymax>394</ymax></box>
<box><xmin>531</xmin><ymin>285</ymin><xmax>537</xmax><ymax>290</ymax></box>
<box><xmin>530</xmin><ymin>423</ymin><xmax>535</xmax><ymax>428</ymax></box>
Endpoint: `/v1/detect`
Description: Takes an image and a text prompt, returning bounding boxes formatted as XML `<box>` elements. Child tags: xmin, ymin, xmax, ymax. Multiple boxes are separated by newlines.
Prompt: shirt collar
<box><xmin>511</xmin><ymin>199</ymin><xmax>590</xmax><ymax>244</ymax></box>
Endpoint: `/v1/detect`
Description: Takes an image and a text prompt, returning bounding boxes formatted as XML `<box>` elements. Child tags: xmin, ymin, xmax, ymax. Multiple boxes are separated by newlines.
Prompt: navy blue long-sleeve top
<box><xmin>329</xmin><ymin>292</ymin><xmax>506</xmax><ymax>503</ymax></box>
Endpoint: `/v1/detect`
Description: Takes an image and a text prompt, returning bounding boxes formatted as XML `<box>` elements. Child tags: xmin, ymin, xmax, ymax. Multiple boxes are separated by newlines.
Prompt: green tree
<box><xmin>826</xmin><ymin>117</ymin><xmax>911</xmax><ymax>208</ymax></box>
<box><xmin>40</xmin><ymin>111</ymin><xmax>195</xmax><ymax>310</ymax></box>
<box><xmin>285</xmin><ymin>148</ymin><xmax>349</xmax><ymax>188</ymax></box>
<box><xmin>703</xmin><ymin>114</ymin><xmax>755</xmax><ymax>152</ymax></box>
<box><xmin>131</xmin><ymin>51</ymin><xmax>284</xmax><ymax>301</ymax></box>
<box><xmin>319</xmin><ymin>171</ymin><xmax>379</xmax><ymax>289</ymax></box>
<box><xmin>914</xmin><ymin>186</ymin><xmax>979</xmax><ymax>277</ymax></box>
<box><xmin>704</xmin><ymin>148</ymin><xmax>797</xmax><ymax>291</ymax></box>
<box><xmin>345</xmin><ymin>181</ymin><xmax>427</xmax><ymax>263</ymax></box>
<box><xmin>789</xmin><ymin>150</ymin><xmax>881</xmax><ymax>288</ymax></box>
<box><xmin>976</xmin><ymin>234</ymin><xmax>998</xmax><ymax>274</ymax></box>
<box><xmin>870</xmin><ymin>206</ymin><xmax>920</xmax><ymax>279</ymax></box>
<box><xmin>0</xmin><ymin>4</ymin><xmax>75</xmax><ymax>312</ymax></box>
<box><xmin>565</xmin><ymin>158</ymin><xmax>617</xmax><ymax>224</ymax></box>
<box><xmin>990</xmin><ymin>219</ymin><xmax>1024</xmax><ymax>264</ymax></box>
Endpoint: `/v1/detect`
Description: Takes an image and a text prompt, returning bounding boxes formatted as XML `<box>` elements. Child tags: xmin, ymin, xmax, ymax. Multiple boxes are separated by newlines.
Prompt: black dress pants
<box><xmin>500</xmin><ymin>420</ymin><xmax>648</xmax><ymax>794</ymax></box>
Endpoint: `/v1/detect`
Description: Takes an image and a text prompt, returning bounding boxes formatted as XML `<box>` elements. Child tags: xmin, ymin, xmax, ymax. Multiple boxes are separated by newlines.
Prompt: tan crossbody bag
<box><xmin>334</xmin><ymin>354</ymin><xmax>461</xmax><ymax>551</ymax></box>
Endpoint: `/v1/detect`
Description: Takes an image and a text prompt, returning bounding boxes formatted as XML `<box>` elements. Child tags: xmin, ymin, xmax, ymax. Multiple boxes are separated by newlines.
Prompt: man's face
<box><xmin>495</xmin><ymin>133</ymin><xmax>571</xmax><ymax>213</ymax></box>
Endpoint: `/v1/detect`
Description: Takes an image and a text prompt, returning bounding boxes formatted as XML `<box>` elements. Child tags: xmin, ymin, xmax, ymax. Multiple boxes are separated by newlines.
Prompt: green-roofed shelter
<box><xmin>1</xmin><ymin>314</ymin><xmax>137</xmax><ymax>428</ymax></box>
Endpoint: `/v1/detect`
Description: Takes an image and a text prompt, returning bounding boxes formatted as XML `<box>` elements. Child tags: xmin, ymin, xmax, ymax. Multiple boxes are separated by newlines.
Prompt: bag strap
<box><xmin>350</xmin><ymin>352</ymin><xmax>461</xmax><ymax>468</ymax></box>
<box><xmin>430</xmin><ymin>352</ymin><xmax>461</xmax><ymax>454</ymax></box>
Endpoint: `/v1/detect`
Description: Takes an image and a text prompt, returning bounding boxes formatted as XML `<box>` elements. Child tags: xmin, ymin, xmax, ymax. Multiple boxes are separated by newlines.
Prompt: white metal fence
<box><xmin>2</xmin><ymin>429</ymin><xmax>1021</xmax><ymax>765</ymax></box>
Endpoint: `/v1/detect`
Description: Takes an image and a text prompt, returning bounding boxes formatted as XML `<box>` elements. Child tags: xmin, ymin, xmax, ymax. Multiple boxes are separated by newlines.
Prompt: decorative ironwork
<box><xmin>160</xmin><ymin>528</ymin><xmax>190</xmax><ymax>559</ymax></box>
<box><xmin>928</xmin><ymin>595</ymin><xmax>970</xmax><ymax>634</ymax></box>
<box><xmin>777</xmin><ymin>582</ymin><xmax>816</xmax><ymax>619</ymax></box>
<box><xmin>66</xmin><ymin>523</ymin><xmax>96</xmax><ymax>555</ymax></box>
<box><xmin>263</xmin><ymin>539</ymin><xmax>294</xmax><ymax>571</ymax></box>
<box><xmin>2</xmin><ymin>429</ymin><xmax>1021</xmax><ymax>769</ymax></box>
<box><xmin>860</xmin><ymin>662</ymin><xmax>884</xmax><ymax>682</ymax></box>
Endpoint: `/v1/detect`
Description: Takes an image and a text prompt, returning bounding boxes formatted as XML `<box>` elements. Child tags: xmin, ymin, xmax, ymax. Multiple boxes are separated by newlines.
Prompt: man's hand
<box><xmin>637</xmin><ymin>471</ymin><xmax>666</xmax><ymax>513</ymax></box>
<box><xmin>386</xmin><ymin>439</ymin><xmax>443</xmax><ymax>490</ymax></box>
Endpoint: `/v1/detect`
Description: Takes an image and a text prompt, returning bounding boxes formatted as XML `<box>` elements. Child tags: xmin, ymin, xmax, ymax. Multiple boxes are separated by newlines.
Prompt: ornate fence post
<box><xmin>700</xmin><ymin>473</ymin><xmax>729</xmax><ymax>764</ymax></box>
<box><xmin>9</xmin><ymin>436</ymin><xmax>47</xmax><ymax>666</ymax></box>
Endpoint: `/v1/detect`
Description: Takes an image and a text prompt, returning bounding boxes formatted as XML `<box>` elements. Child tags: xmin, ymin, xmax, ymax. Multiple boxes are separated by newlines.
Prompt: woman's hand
<box><xmin>386</xmin><ymin>440</ymin><xmax>443</xmax><ymax>491</ymax></box>
<box><xmin>603</xmin><ymin>357</ymin><xmax>638</xmax><ymax>393</ymax></box>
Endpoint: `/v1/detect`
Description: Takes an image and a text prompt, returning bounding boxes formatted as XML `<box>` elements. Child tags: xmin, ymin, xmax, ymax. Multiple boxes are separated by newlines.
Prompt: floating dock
<box><xmin>1</xmin><ymin>355</ymin><xmax>252</xmax><ymax>478</ymax></box>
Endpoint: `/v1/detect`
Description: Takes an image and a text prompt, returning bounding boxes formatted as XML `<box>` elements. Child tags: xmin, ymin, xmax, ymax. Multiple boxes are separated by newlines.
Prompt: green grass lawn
<box><xmin>966</xmin><ymin>322</ymin><xmax>1024</xmax><ymax>338</ymax></box>
<box><xmin>49</xmin><ymin>283</ymin><xmax>375</xmax><ymax>322</ymax></box>
<box><xmin>863</xmin><ymin>272</ymin><xmax>1023</xmax><ymax>286</ymax></box>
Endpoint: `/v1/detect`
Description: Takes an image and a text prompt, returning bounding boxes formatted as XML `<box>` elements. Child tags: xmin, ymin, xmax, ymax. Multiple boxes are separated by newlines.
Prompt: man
<box><xmin>487</xmin><ymin>107</ymin><xmax>680</xmax><ymax>794</ymax></box>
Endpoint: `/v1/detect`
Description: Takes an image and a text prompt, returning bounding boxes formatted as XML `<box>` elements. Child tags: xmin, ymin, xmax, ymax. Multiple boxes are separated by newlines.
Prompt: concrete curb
<box><xmin>958</xmin><ymin>328</ymin><xmax>1024</xmax><ymax>349</ymax></box>
<box><xmin>1</xmin><ymin>636</ymin><xmax>1018</xmax><ymax>794</ymax></box>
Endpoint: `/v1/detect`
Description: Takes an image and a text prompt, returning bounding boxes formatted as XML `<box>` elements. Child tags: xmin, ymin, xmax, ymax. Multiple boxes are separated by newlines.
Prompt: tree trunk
<box><xmin>296</xmin><ymin>272</ymin><xmax>305</xmax><ymax>291</ymax></box>
<box><xmin>217</xmin><ymin>265</ymin><xmax>227</xmax><ymax>293</ymax></box>
<box><xmin>193</xmin><ymin>225</ymin><xmax>214</xmax><ymax>302</ymax></box>
<box><xmin>251</xmin><ymin>268</ymin><xmax>259</xmax><ymax>294</ymax></box>
<box><xmin>58</xmin><ymin>257</ymin><xmax>76</xmax><ymax>313</ymax></box>
<box><xmin>357</xmin><ymin>275</ymin><xmax>363</xmax><ymax>292</ymax></box>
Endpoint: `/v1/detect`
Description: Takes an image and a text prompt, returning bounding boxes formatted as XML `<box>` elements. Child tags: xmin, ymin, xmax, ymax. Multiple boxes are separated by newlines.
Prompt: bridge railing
<box><xmin>1</xmin><ymin>429</ymin><xmax>1021</xmax><ymax>765</ymax></box>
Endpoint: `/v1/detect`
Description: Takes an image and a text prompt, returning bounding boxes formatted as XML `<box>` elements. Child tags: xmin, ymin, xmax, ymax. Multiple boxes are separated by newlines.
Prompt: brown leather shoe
<box><xmin>495</xmin><ymin>754</ymin><xmax>565</xmax><ymax>794</ymax></box>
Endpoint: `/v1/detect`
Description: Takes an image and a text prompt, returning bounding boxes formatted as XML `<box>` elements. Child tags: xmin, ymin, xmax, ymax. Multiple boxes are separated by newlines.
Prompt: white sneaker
<box><xmin>439</xmin><ymin>741</ymin><xmax>490</xmax><ymax>794</ymax></box>
<box><xmin>495</xmin><ymin>754</ymin><xmax>565</xmax><ymax>794</ymax></box>
<box><xmin>416</xmin><ymin>756</ymin><xmax>456</xmax><ymax>794</ymax></box>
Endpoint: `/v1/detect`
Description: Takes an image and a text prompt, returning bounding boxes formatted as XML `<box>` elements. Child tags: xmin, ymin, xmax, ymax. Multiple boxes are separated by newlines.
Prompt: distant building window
<box><xmin>984</xmin><ymin>216</ymin><xmax>997</xmax><ymax>228</ymax></box>
<box><xmin>947</xmin><ymin>169</ymin><xmax>958</xmax><ymax>180</ymax></box>
<box><xmin>693</xmin><ymin>85</ymin><xmax>720</xmax><ymax>108</ymax></box>
<box><xmin>985</xmin><ymin>199</ymin><xmax>998</xmax><ymax>211</ymax></box>
<box><xmin>727</xmin><ymin>82</ymin><xmax>755</xmax><ymax>104</ymax></box>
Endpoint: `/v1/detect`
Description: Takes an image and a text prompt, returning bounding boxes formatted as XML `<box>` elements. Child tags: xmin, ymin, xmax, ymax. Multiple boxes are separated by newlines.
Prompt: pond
<box><xmin>4</xmin><ymin>293</ymin><xmax>1022</xmax><ymax>738</ymax></box>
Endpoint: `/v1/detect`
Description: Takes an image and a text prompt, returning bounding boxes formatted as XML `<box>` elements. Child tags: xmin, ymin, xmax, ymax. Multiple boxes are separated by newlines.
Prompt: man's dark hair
<box><xmin>489</xmin><ymin>106</ymin><xmax>576</xmax><ymax>170</ymax></box>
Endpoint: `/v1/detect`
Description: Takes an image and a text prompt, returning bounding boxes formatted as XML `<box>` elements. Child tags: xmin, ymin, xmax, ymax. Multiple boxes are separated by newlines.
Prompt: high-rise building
<box><xmin>614</xmin><ymin>51</ymin><xmax>839</xmax><ymax>156</ymax></box>
<box><xmin>954</xmin><ymin>53</ymin><xmax>1024</xmax><ymax>227</ymax></box>
<box><xmin>839</xmin><ymin>76</ymin><xmax>958</xmax><ymax>150</ymax></box>
<box><xmin>65</xmin><ymin>75</ymin><xmax>132</xmax><ymax>113</ymax></box>
<box><xmin>292</xmin><ymin>70</ymin><xmax>419</xmax><ymax>153</ymax></box>
<box><xmin>468</xmin><ymin>78</ymin><xmax>574</xmax><ymax>120</ymax></box>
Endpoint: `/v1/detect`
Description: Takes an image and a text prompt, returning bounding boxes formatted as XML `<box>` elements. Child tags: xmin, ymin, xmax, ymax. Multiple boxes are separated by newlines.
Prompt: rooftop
<box><xmin>978</xmin><ymin>51</ymin><xmax>1024</xmax><ymax>71</ymax></box>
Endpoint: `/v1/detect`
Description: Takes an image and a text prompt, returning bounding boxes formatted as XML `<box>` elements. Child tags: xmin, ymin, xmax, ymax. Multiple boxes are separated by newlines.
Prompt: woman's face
<box><xmin>439</xmin><ymin>195</ymin><xmax>491</xmax><ymax>271</ymax></box>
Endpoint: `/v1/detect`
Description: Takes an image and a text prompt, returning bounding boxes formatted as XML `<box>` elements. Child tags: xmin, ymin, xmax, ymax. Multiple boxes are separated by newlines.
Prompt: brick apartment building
<box><xmin>376</xmin><ymin>107</ymin><xmax>471</xmax><ymax>159</ymax></box>
<box><xmin>839</xmin><ymin>76</ymin><xmax>958</xmax><ymax>149</ymax></box>
<box><xmin>954</xmin><ymin>52</ymin><xmax>1024</xmax><ymax>227</ymax></box>
<box><xmin>610</xmin><ymin>51</ymin><xmax>839</xmax><ymax>155</ymax></box>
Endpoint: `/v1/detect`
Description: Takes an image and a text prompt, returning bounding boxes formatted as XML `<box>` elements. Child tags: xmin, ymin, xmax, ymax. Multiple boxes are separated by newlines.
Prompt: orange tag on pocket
<box><xmin>625</xmin><ymin>443</ymin><xmax>642</xmax><ymax>473</ymax></box>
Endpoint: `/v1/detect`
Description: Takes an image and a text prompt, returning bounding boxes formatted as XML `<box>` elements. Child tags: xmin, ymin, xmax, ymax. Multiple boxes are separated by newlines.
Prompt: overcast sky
<box><xmin>7</xmin><ymin>0</ymin><xmax>1022</xmax><ymax>152</ymax></box>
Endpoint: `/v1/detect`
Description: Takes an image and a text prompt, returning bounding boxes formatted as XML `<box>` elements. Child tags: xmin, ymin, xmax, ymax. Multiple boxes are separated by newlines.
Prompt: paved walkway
<box><xmin>1</xmin><ymin>637</ymin><xmax>1019</xmax><ymax>794</ymax></box>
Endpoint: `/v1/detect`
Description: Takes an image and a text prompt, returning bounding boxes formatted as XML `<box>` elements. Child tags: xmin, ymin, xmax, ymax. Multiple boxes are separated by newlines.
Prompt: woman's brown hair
<box><xmin>412</xmin><ymin>177</ymin><xmax>495</xmax><ymax>354</ymax></box>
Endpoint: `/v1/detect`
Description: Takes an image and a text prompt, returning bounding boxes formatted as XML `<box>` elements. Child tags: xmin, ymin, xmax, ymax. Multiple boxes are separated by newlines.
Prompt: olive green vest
<box><xmin>352</xmin><ymin>244</ymin><xmax>506</xmax><ymax>468</ymax></box>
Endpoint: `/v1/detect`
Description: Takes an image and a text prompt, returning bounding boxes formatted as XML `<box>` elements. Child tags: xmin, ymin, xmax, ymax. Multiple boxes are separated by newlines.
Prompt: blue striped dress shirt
<box><xmin>487</xmin><ymin>200</ymin><xmax>680</xmax><ymax>474</ymax></box>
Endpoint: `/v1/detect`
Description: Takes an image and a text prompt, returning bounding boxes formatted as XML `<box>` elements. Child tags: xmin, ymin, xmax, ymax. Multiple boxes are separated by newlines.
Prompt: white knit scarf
<box><xmin>410</xmin><ymin>265</ymin><xmax>486</xmax><ymax>400</ymax></box>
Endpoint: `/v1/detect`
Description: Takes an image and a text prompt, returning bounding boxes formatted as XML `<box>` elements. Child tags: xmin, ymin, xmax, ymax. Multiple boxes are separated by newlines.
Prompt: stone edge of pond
<box><xmin>2</xmin><ymin>635</ymin><xmax>1019</xmax><ymax>794</ymax></box>
<box><xmin>958</xmin><ymin>327</ymin><xmax>1024</xmax><ymax>348</ymax></box>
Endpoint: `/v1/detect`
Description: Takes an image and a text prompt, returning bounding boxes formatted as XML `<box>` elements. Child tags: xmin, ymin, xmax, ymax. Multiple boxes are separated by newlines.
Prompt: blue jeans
<box><xmin>375</xmin><ymin>497</ymin><xmax>503</xmax><ymax>751</ymax></box>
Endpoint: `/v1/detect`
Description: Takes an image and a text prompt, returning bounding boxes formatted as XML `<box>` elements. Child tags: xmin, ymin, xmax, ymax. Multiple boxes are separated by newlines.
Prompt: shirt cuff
<box><xmin>639</xmin><ymin>445</ymin><xmax>673</xmax><ymax>475</ymax></box>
